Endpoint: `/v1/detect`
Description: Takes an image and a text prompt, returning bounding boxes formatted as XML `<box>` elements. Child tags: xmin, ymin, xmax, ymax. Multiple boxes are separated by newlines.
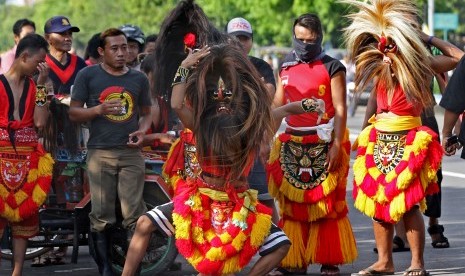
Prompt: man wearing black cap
<box><xmin>119</xmin><ymin>24</ymin><xmax>145</xmax><ymax>70</ymax></box>
<box><xmin>37</xmin><ymin>15</ymin><xmax>88</xmax><ymax>266</ymax></box>
<box><xmin>44</xmin><ymin>15</ymin><xmax>87</xmax><ymax>95</ymax></box>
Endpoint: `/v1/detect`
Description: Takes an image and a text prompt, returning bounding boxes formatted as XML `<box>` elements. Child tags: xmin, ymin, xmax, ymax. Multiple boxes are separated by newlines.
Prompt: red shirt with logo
<box><xmin>280</xmin><ymin>54</ymin><xmax>345</xmax><ymax>127</ymax></box>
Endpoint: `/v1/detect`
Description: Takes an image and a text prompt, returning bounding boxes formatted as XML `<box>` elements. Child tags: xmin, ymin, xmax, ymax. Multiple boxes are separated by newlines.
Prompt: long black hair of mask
<box><xmin>184</xmin><ymin>43</ymin><xmax>273</xmax><ymax>180</ymax></box>
<box><xmin>152</xmin><ymin>0</ymin><xmax>226</xmax><ymax>106</ymax></box>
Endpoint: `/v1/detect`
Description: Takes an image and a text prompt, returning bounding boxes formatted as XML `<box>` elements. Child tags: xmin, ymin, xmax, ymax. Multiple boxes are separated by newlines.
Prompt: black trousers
<box><xmin>422</xmin><ymin>112</ymin><xmax>442</xmax><ymax>218</ymax></box>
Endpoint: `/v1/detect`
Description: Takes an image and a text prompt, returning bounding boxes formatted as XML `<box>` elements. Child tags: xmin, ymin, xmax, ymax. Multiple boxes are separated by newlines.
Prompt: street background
<box><xmin>1</xmin><ymin>105</ymin><xmax>464</xmax><ymax>275</ymax></box>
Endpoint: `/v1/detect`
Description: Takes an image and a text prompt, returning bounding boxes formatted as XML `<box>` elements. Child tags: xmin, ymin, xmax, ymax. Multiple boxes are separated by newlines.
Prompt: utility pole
<box><xmin>428</xmin><ymin>0</ymin><xmax>434</xmax><ymax>35</ymax></box>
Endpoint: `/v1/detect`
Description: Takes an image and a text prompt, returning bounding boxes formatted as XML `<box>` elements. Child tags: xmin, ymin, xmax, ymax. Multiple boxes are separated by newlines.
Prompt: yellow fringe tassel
<box><xmin>250</xmin><ymin>212</ymin><xmax>272</xmax><ymax>247</ymax></box>
<box><xmin>281</xmin><ymin>220</ymin><xmax>306</xmax><ymax>269</ymax></box>
<box><xmin>173</xmin><ymin>213</ymin><xmax>190</xmax><ymax>239</ymax></box>
<box><xmin>305</xmin><ymin>222</ymin><xmax>319</xmax><ymax>264</ymax></box>
<box><xmin>38</xmin><ymin>153</ymin><xmax>54</xmax><ymax>175</ymax></box>
<box><xmin>268</xmin><ymin>136</ymin><xmax>282</xmax><ymax>164</ymax></box>
<box><xmin>337</xmin><ymin>217</ymin><xmax>358</xmax><ymax>263</ymax></box>
<box><xmin>222</xmin><ymin>255</ymin><xmax>240</xmax><ymax>274</ymax></box>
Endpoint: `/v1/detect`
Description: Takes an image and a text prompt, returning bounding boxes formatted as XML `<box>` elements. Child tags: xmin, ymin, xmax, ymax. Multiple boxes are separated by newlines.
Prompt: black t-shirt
<box><xmin>249</xmin><ymin>56</ymin><xmax>276</xmax><ymax>88</ymax></box>
<box><xmin>439</xmin><ymin>55</ymin><xmax>465</xmax><ymax>158</ymax></box>
<box><xmin>72</xmin><ymin>65</ymin><xmax>152</xmax><ymax>148</ymax></box>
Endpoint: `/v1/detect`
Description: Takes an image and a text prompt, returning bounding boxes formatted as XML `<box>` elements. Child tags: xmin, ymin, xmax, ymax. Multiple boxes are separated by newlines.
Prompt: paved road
<box><xmin>2</xmin><ymin>105</ymin><xmax>464</xmax><ymax>275</ymax></box>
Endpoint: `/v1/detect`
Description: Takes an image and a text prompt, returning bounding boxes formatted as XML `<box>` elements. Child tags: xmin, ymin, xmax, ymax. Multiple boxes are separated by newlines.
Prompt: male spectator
<box><xmin>0</xmin><ymin>33</ymin><xmax>52</xmax><ymax>276</ymax></box>
<box><xmin>69</xmin><ymin>28</ymin><xmax>152</xmax><ymax>275</ymax></box>
<box><xmin>143</xmin><ymin>34</ymin><xmax>157</xmax><ymax>55</ymax></box>
<box><xmin>440</xmin><ymin>55</ymin><xmax>465</xmax><ymax>159</ymax></box>
<box><xmin>136</xmin><ymin>34</ymin><xmax>157</xmax><ymax>65</ymax></box>
<box><xmin>119</xmin><ymin>24</ymin><xmax>145</xmax><ymax>70</ymax></box>
<box><xmin>44</xmin><ymin>15</ymin><xmax>87</xmax><ymax>95</ymax></box>
<box><xmin>226</xmin><ymin>17</ymin><xmax>279</xmax><ymax>222</ymax></box>
<box><xmin>84</xmin><ymin>32</ymin><xmax>102</xmax><ymax>66</ymax></box>
<box><xmin>0</xmin><ymin>18</ymin><xmax>36</xmax><ymax>74</ymax></box>
<box><xmin>39</xmin><ymin>15</ymin><xmax>87</xmax><ymax>266</ymax></box>
<box><xmin>42</xmin><ymin>15</ymin><xmax>87</xmax><ymax>165</ymax></box>
<box><xmin>226</xmin><ymin>17</ymin><xmax>275</xmax><ymax>96</ymax></box>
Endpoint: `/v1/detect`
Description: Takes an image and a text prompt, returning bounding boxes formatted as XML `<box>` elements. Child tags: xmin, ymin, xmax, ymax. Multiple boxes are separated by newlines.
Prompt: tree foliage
<box><xmin>1</xmin><ymin>0</ymin><xmax>464</xmax><ymax>53</ymax></box>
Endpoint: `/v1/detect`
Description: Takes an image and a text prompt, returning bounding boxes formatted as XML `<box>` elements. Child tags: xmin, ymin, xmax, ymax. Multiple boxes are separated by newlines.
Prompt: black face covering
<box><xmin>292</xmin><ymin>36</ymin><xmax>322</xmax><ymax>62</ymax></box>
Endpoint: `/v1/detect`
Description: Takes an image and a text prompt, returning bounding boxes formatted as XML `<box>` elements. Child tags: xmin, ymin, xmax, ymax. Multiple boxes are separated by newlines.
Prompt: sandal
<box><xmin>321</xmin><ymin>265</ymin><xmax>339</xmax><ymax>275</ymax></box>
<box><xmin>353</xmin><ymin>266</ymin><xmax>395</xmax><ymax>275</ymax></box>
<box><xmin>49</xmin><ymin>249</ymin><xmax>67</xmax><ymax>265</ymax></box>
<box><xmin>373</xmin><ymin>235</ymin><xmax>410</xmax><ymax>253</ymax></box>
<box><xmin>31</xmin><ymin>255</ymin><xmax>49</xmax><ymax>267</ymax></box>
<box><xmin>427</xmin><ymin>224</ymin><xmax>450</xmax><ymax>248</ymax></box>
<box><xmin>267</xmin><ymin>267</ymin><xmax>306</xmax><ymax>275</ymax></box>
<box><xmin>403</xmin><ymin>268</ymin><xmax>429</xmax><ymax>276</ymax></box>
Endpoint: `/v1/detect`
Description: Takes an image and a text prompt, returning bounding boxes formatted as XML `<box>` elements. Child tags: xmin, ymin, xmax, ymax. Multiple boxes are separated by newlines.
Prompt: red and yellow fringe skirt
<box><xmin>0</xmin><ymin>142</ymin><xmax>54</xmax><ymax>222</ymax></box>
<box><xmin>172</xmin><ymin>177</ymin><xmax>272</xmax><ymax>275</ymax></box>
<box><xmin>353</xmin><ymin>124</ymin><xmax>442</xmax><ymax>223</ymax></box>
<box><xmin>267</xmin><ymin>130</ymin><xmax>357</xmax><ymax>268</ymax></box>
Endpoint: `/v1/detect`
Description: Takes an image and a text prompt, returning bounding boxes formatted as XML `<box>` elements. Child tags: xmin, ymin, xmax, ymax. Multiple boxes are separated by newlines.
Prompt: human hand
<box><xmin>128</xmin><ymin>130</ymin><xmax>145</xmax><ymax>147</ymax></box>
<box><xmin>307</xmin><ymin>97</ymin><xmax>325</xmax><ymax>124</ymax></box>
<box><xmin>142</xmin><ymin>133</ymin><xmax>177</xmax><ymax>146</ymax></box>
<box><xmin>157</xmin><ymin>133</ymin><xmax>177</xmax><ymax>144</ymax></box>
<box><xmin>99</xmin><ymin>99</ymin><xmax>123</xmax><ymax>116</ymax></box>
<box><xmin>55</xmin><ymin>94</ymin><xmax>71</xmax><ymax>106</ymax></box>
<box><xmin>180</xmin><ymin>45</ymin><xmax>210</xmax><ymax>69</ymax></box>
<box><xmin>326</xmin><ymin>142</ymin><xmax>342</xmax><ymax>172</ymax></box>
<box><xmin>443</xmin><ymin>135</ymin><xmax>460</xmax><ymax>156</ymax></box>
<box><xmin>313</xmin><ymin>97</ymin><xmax>326</xmax><ymax>115</ymax></box>
<box><xmin>36</xmin><ymin>62</ymin><xmax>50</xmax><ymax>85</ymax></box>
<box><xmin>419</xmin><ymin>31</ymin><xmax>428</xmax><ymax>42</ymax></box>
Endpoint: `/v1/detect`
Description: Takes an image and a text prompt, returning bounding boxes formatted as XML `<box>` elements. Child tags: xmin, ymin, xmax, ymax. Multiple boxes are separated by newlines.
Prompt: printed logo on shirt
<box><xmin>99</xmin><ymin>86</ymin><xmax>134</xmax><ymax>122</ymax></box>
<box><xmin>318</xmin><ymin>84</ymin><xmax>326</xmax><ymax>96</ymax></box>
<box><xmin>281</xmin><ymin>75</ymin><xmax>289</xmax><ymax>86</ymax></box>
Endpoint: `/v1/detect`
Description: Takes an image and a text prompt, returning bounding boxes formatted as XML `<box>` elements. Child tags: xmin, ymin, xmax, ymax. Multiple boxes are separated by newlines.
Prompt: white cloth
<box><xmin>284</xmin><ymin>118</ymin><xmax>334</xmax><ymax>142</ymax></box>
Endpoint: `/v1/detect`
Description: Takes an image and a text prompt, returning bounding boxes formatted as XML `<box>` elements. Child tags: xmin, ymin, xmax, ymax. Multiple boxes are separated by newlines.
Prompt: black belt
<box><xmin>285</xmin><ymin>128</ymin><xmax>317</xmax><ymax>136</ymax></box>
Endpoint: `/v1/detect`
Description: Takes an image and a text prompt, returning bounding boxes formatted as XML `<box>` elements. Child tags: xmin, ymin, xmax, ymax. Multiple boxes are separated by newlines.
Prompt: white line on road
<box><xmin>442</xmin><ymin>171</ymin><xmax>465</xmax><ymax>179</ymax></box>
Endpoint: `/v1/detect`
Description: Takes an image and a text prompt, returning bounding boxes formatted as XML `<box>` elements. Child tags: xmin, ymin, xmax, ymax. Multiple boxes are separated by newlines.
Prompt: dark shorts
<box><xmin>145</xmin><ymin>202</ymin><xmax>290</xmax><ymax>256</ymax></box>
<box><xmin>247</xmin><ymin>157</ymin><xmax>272</xmax><ymax>201</ymax></box>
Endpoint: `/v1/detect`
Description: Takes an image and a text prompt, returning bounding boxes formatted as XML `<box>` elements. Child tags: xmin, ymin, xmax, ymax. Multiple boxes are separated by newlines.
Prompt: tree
<box><xmin>1</xmin><ymin>0</ymin><xmax>464</xmax><ymax>53</ymax></box>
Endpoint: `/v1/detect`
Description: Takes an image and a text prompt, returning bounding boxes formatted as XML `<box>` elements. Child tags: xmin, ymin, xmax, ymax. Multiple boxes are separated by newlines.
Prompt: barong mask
<box><xmin>1</xmin><ymin>157</ymin><xmax>30</xmax><ymax>191</ymax></box>
<box><xmin>280</xmin><ymin>140</ymin><xmax>329</xmax><ymax>189</ymax></box>
<box><xmin>210</xmin><ymin>200</ymin><xmax>234</xmax><ymax>234</ymax></box>
<box><xmin>211</xmin><ymin>77</ymin><xmax>233</xmax><ymax>114</ymax></box>
<box><xmin>377</xmin><ymin>35</ymin><xmax>397</xmax><ymax>65</ymax></box>
<box><xmin>374</xmin><ymin>132</ymin><xmax>406</xmax><ymax>174</ymax></box>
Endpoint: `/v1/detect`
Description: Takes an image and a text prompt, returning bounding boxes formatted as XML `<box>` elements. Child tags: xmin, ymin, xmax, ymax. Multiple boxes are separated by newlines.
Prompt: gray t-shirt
<box><xmin>72</xmin><ymin>65</ymin><xmax>151</xmax><ymax>148</ymax></box>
